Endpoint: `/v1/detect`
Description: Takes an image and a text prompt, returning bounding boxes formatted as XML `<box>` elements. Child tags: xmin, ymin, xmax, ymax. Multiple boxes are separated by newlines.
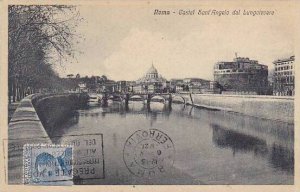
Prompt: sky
<box><xmin>57</xmin><ymin>3</ymin><xmax>294</xmax><ymax>81</ymax></box>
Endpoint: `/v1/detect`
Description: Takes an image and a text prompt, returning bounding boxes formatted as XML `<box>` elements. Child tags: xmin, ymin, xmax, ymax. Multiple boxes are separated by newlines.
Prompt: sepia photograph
<box><xmin>1</xmin><ymin>0</ymin><xmax>299</xmax><ymax>190</ymax></box>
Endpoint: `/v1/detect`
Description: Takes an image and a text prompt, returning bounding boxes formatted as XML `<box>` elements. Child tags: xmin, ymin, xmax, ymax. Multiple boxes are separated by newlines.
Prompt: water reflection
<box><xmin>172</xmin><ymin>106</ymin><xmax>294</xmax><ymax>148</ymax></box>
<box><xmin>211</xmin><ymin>124</ymin><xmax>293</xmax><ymax>174</ymax></box>
<box><xmin>54</xmin><ymin>101</ymin><xmax>294</xmax><ymax>184</ymax></box>
<box><xmin>269</xmin><ymin>143</ymin><xmax>294</xmax><ymax>173</ymax></box>
<box><xmin>211</xmin><ymin>124</ymin><xmax>268</xmax><ymax>156</ymax></box>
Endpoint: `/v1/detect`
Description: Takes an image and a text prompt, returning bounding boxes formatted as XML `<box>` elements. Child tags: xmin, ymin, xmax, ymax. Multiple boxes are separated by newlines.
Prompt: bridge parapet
<box><xmin>100</xmin><ymin>92</ymin><xmax>175</xmax><ymax>106</ymax></box>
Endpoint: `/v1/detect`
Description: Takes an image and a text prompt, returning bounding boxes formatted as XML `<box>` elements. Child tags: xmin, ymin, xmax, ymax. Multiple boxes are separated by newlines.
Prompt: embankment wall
<box><xmin>7</xmin><ymin>93</ymin><xmax>88</xmax><ymax>184</ymax></box>
<box><xmin>179</xmin><ymin>94</ymin><xmax>294</xmax><ymax>123</ymax></box>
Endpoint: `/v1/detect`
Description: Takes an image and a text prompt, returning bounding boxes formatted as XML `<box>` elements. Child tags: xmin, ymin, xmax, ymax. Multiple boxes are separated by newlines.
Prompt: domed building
<box><xmin>137</xmin><ymin>64</ymin><xmax>166</xmax><ymax>84</ymax></box>
<box><xmin>146</xmin><ymin>65</ymin><xmax>158</xmax><ymax>79</ymax></box>
<box><xmin>133</xmin><ymin>64</ymin><xmax>167</xmax><ymax>93</ymax></box>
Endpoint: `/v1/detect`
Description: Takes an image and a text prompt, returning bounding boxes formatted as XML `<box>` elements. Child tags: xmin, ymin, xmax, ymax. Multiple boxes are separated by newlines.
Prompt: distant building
<box><xmin>77</xmin><ymin>82</ymin><xmax>87</xmax><ymax>93</ymax></box>
<box><xmin>169</xmin><ymin>78</ymin><xmax>218</xmax><ymax>93</ymax></box>
<box><xmin>102</xmin><ymin>80</ymin><xmax>117</xmax><ymax>93</ymax></box>
<box><xmin>170</xmin><ymin>79</ymin><xmax>184</xmax><ymax>93</ymax></box>
<box><xmin>126</xmin><ymin>81</ymin><xmax>136</xmax><ymax>93</ymax></box>
<box><xmin>184</xmin><ymin>78</ymin><xmax>208</xmax><ymax>93</ymax></box>
<box><xmin>214</xmin><ymin>57</ymin><xmax>268</xmax><ymax>95</ymax></box>
<box><xmin>273</xmin><ymin>56</ymin><xmax>295</xmax><ymax>96</ymax></box>
<box><xmin>175</xmin><ymin>85</ymin><xmax>184</xmax><ymax>92</ymax></box>
<box><xmin>183</xmin><ymin>78</ymin><xmax>219</xmax><ymax>93</ymax></box>
<box><xmin>133</xmin><ymin>64</ymin><xmax>167</xmax><ymax>93</ymax></box>
<box><xmin>132</xmin><ymin>84</ymin><xmax>144</xmax><ymax>93</ymax></box>
<box><xmin>183</xmin><ymin>78</ymin><xmax>211</xmax><ymax>86</ymax></box>
<box><xmin>116</xmin><ymin>81</ymin><xmax>128</xmax><ymax>93</ymax></box>
<box><xmin>136</xmin><ymin>64</ymin><xmax>166</xmax><ymax>84</ymax></box>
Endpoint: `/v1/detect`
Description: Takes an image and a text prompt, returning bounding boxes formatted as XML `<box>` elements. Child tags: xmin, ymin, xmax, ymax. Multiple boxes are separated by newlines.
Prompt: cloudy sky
<box><xmin>57</xmin><ymin>3</ymin><xmax>294</xmax><ymax>81</ymax></box>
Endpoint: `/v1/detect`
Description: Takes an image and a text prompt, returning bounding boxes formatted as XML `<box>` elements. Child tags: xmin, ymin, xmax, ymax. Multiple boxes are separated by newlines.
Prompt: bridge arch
<box><xmin>129</xmin><ymin>95</ymin><xmax>144</xmax><ymax>101</ymax></box>
<box><xmin>107</xmin><ymin>95</ymin><xmax>124</xmax><ymax>102</ymax></box>
<box><xmin>172</xmin><ymin>95</ymin><xmax>186</xmax><ymax>104</ymax></box>
<box><xmin>150</xmin><ymin>95</ymin><xmax>166</xmax><ymax>103</ymax></box>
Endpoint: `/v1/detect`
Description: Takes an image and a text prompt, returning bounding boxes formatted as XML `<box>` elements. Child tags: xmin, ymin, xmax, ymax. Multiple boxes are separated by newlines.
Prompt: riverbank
<box><xmin>7</xmin><ymin>93</ymin><xmax>88</xmax><ymax>184</ymax></box>
<box><xmin>32</xmin><ymin>93</ymin><xmax>88</xmax><ymax>137</ymax></box>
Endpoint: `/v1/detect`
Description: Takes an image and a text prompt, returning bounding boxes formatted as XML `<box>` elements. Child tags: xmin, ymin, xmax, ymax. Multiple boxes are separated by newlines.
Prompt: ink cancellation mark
<box><xmin>123</xmin><ymin>129</ymin><xmax>175</xmax><ymax>177</ymax></box>
<box><xmin>59</xmin><ymin>133</ymin><xmax>105</xmax><ymax>183</ymax></box>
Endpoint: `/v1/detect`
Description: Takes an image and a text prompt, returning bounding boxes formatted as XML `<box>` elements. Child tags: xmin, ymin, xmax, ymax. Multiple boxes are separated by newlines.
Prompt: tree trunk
<box><xmin>8</xmin><ymin>78</ymin><xmax>12</xmax><ymax>104</ymax></box>
<box><xmin>16</xmin><ymin>80</ymin><xmax>21</xmax><ymax>101</ymax></box>
<box><xmin>20</xmin><ymin>85</ymin><xmax>24</xmax><ymax>99</ymax></box>
<box><xmin>12</xmin><ymin>78</ymin><xmax>16</xmax><ymax>103</ymax></box>
<box><xmin>16</xmin><ymin>84</ymin><xmax>20</xmax><ymax>101</ymax></box>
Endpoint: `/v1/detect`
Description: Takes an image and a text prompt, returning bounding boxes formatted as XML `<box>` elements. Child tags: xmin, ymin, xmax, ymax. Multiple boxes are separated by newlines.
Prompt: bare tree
<box><xmin>8</xmin><ymin>5</ymin><xmax>83</xmax><ymax>103</ymax></box>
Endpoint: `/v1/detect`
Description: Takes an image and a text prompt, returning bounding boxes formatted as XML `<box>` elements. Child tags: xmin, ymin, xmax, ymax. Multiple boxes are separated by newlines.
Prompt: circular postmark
<box><xmin>123</xmin><ymin>129</ymin><xmax>175</xmax><ymax>177</ymax></box>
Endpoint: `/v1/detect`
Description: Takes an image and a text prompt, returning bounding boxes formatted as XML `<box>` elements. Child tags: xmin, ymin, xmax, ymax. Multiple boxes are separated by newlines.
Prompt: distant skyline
<box><xmin>56</xmin><ymin>4</ymin><xmax>294</xmax><ymax>81</ymax></box>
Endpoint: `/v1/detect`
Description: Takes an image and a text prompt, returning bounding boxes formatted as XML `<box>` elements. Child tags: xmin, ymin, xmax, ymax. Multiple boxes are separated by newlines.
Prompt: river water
<box><xmin>53</xmin><ymin>101</ymin><xmax>294</xmax><ymax>185</ymax></box>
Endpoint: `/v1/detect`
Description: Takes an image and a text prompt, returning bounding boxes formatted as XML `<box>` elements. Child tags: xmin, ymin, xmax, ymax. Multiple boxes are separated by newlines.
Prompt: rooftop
<box><xmin>273</xmin><ymin>56</ymin><xmax>295</xmax><ymax>64</ymax></box>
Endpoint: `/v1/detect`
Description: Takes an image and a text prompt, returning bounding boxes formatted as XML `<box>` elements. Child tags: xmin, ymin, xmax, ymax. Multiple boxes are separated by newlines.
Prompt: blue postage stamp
<box><xmin>23</xmin><ymin>144</ymin><xmax>73</xmax><ymax>185</ymax></box>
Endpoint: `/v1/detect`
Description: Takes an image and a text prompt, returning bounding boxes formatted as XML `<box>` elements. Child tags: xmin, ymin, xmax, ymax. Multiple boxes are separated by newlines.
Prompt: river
<box><xmin>52</xmin><ymin>101</ymin><xmax>294</xmax><ymax>185</ymax></box>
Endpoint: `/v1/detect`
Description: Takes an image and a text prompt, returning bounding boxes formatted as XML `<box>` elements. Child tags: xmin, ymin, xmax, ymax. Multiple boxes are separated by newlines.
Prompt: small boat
<box><xmin>88</xmin><ymin>93</ymin><xmax>100</xmax><ymax>106</ymax></box>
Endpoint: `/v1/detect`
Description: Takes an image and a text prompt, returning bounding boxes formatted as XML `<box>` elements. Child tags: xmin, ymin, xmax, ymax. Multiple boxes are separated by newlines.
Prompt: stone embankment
<box><xmin>7</xmin><ymin>93</ymin><xmax>88</xmax><ymax>184</ymax></box>
<box><xmin>179</xmin><ymin>93</ymin><xmax>294</xmax><ymax>123</ymax></box>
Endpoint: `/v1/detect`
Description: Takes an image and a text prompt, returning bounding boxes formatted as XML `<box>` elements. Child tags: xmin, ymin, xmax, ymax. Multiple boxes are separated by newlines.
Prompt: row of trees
<box><xmin>61</xmin><ymin>75</ymin><xmax>111</xmax><ymax>92</ymax></box>
<box><xmin>8</xmin><ymin>5</ymin><xmax>83</xmax><ymax>103</ymax></box>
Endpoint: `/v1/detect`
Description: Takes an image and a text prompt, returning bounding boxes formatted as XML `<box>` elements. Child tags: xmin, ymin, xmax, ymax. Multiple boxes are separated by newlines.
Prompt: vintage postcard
<box><xmin>0</xmin><ymin>0</ymin><xmax>299</xmax><ymax>191</ymax></box>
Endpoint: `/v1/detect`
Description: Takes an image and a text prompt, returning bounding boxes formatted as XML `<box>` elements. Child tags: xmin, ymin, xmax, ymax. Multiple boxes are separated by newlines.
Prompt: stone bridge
<box><xmin>100</xmin><ymin>92</ymin><xmax>187</xmax><ymax>106</ymax></box>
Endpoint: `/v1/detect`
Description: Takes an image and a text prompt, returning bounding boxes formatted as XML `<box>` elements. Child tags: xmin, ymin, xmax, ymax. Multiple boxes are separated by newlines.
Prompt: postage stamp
<box><xmin>4</xmin><ymin>137</ymin><xmax>52</xmax><ymax>184</ymax></box>
<box><xmin>123</xmin><ymin>129</ymin><xmax>175</xmax><ymax>177</ymax></box>
<box><xmin>23</xmin><ymin>144</ymin><xmax>73</xmax><ymax>185</ymax></box>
